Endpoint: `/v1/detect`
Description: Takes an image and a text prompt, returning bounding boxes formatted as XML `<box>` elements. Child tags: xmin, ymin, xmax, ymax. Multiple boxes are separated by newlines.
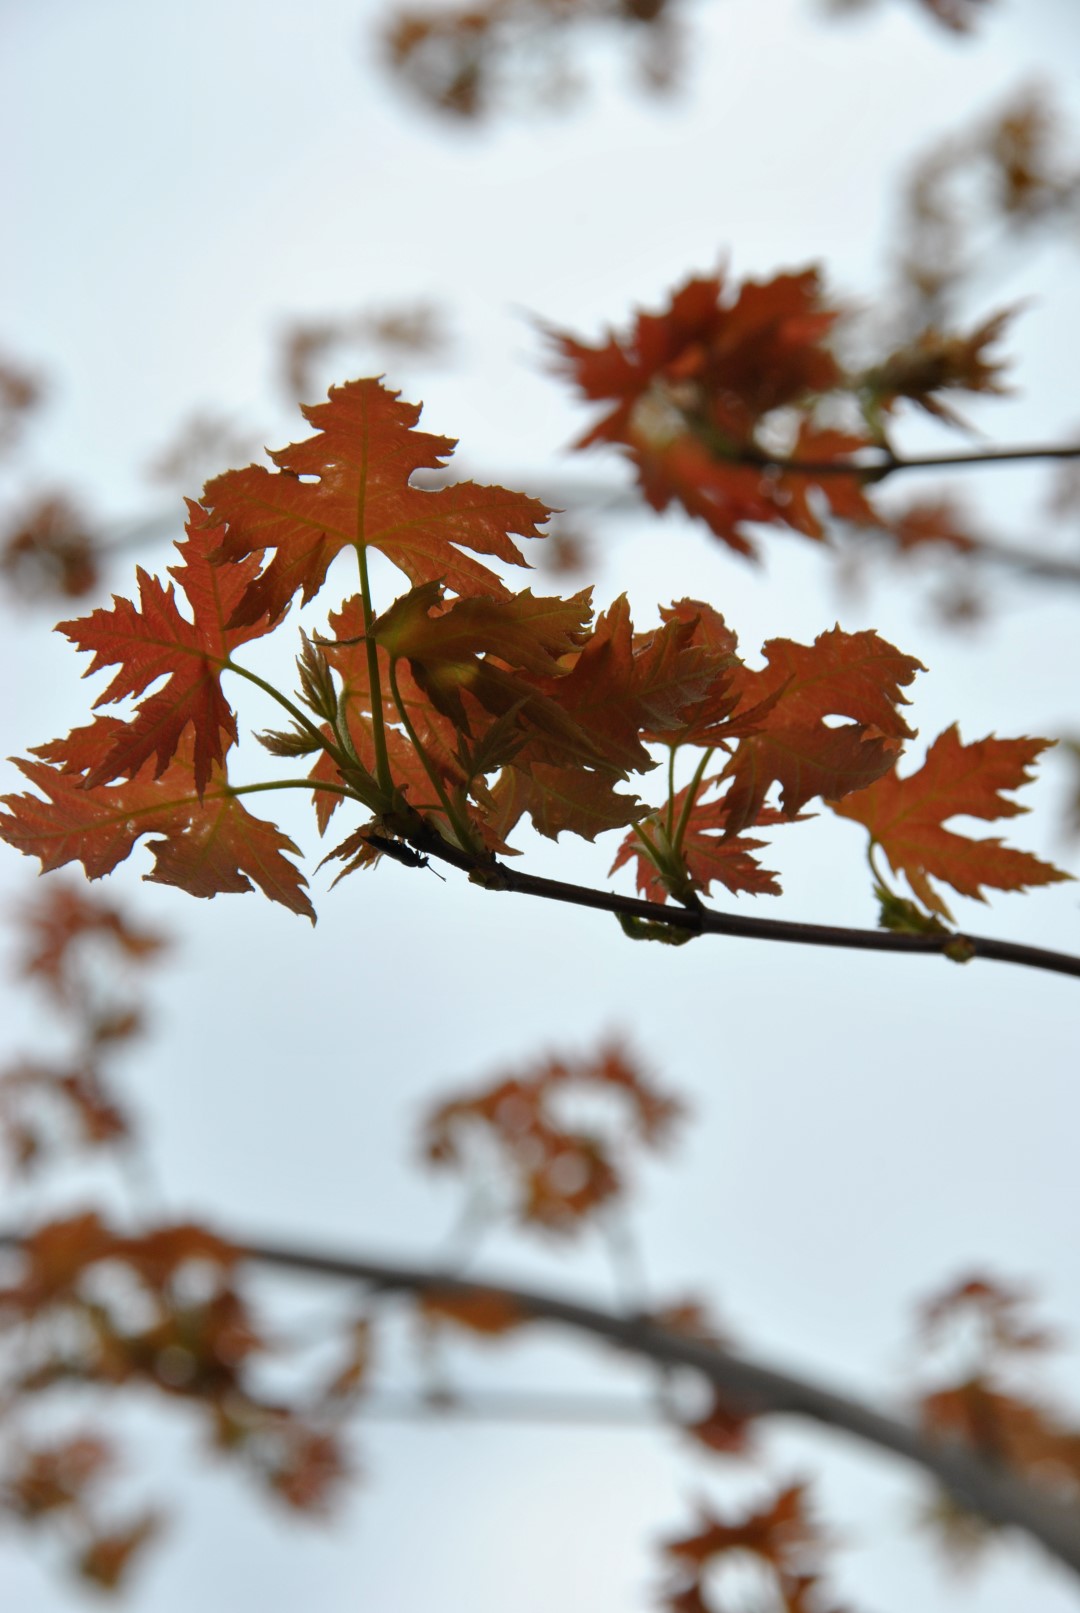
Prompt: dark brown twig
<box><xmin>396</xmin><ymin>822</ymin><xmax>1080</xmax><ymax>981</ymax></box>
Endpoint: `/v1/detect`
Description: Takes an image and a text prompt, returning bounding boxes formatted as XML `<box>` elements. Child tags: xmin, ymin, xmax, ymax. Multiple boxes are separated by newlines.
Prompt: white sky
<box><xmin>2</xmin><ymin>0</ymin><xmax>1080</xmax><ymax>1609</ymax></box>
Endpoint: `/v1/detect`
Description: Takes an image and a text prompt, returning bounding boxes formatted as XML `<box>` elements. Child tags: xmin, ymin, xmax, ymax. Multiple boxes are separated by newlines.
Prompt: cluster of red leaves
<box><xmin>861</xmin><ymin>308</ymin><xmax>1014</xmax><ymax>429</ymax></box>
<box><xmin>0</xmin><ymin>1434</ymin><xmax>160</xmax><ymax>1589</ymax></box>
<box><xmin>0</xmin><ymin>1212</ymin><xmax>359</xmax><ymax>1587</ymax></box>
<box><xmin>551</xmin><ymin>266</ymin><xmax>1016</xmax><ymax>562</ymax></box>
<box><xmin>911</xmin><ymin>0</ymin><xmax>991</xmax><ymax>30</ymax></box>
<box><xmin>281</xmin><ymin>300</ymin><xmax>449</xmax><ymax>401</ymax></box>
<box><xmin>144</xmin><ymin>413</ymin><xmax>262</xmax><ymax>494</ymax></box>
<box><xmin>383</xmin><ymin>0</ymin><xmax>680</xmax><ymax>120</ymax></box>
<box><xmin>0</xmin><ymin>492</ymin><xmax>101</xmax><ymax>601</ymax></box>
<box><xmin>898</xmin><ymin>85</ymin><xmax>1080</xmax><ymax>323</ymax></box>
<box><xmin>912</xmin><ymin>1274</ymin><xmax>1080</xmax><ymax>1556</ymax></box>
<box><xmin>0</xmin><ymin>880</ymin><xmax>166</xmax><ymax>1173</ymax></box>
<box><xmin>661</xmin><ymin>1483</ymin><xmax>845</xmax><ymax>1613</ymax></box>
<box><xmin>422</xmin><ymin>1042</ymin><xmax>682</xmax><ymax>1234</ymax></box>
<box><xmin>0</xmin><ymin>375</ymin><xmax>1064</xmax><ymax>930</ymax></box>
<box><xmin>381</xmin><ymin>0</ymin><xmax>988</xmax><ymax>120</ymax></box>
<box><xmin>0</xmin><ymin>350</ymin><xmax>104</xmax><ymax>604</ymax></box>
<box><xmin>0</xmin><ymin>354</ymin><xmax>44</xmax><ymax>454</ymax></box>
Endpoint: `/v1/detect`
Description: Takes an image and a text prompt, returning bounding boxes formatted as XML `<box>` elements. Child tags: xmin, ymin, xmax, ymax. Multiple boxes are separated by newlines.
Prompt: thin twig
<box><xmin>735</xmin><ymin>443</ymin><xmax>1080</xmax><ymax>481</ymax></box>
<box><xmin>395</xmin><ymin>824</ymin><xmax>1080</xmax><ymax>981</ymax></box>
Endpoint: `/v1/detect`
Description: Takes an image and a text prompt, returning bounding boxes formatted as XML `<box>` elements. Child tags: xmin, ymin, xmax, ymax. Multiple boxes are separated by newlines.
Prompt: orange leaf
<box><xmin>720</xmin><ymin>628</ymin><xmax>924</xmax><ymax>834</ymax></box>
<box><xmin>204</xmin><ymin>378</ymin><xmax>550</xmax><ymax>624</ymax></box>
<box><xmin>611</xmin><ymin>781</ymin><xmax>784</xmax><ymax>902</ymax></box>
<box><xmin>420</xmin><ymin>1289</ymin><xmax>525</xmax><ymax>1335</ymax></box>
<box><xmin>79</xmin><ymin>1514</ymin><xmax>161</xmax><ymax>1589</ymax></box>
<box><xmin>58</xmin><ymin>507</ymin><xmax>276</xmax><ymax>797</ymax></box>
<box><xmin>551</xmin><ymin>269</ymin><xmax>864</xmax><ymax>557</ymax></box>
<box><xmin>424</xmin><ymin>1043</ymin><xmax>681</xmax><ymax>1233</ymax></box>
<box><xmin>831</xmin><ymin>725</ymin><xmax>1071</xmax><ymax>919</ymax></box>
<box><xmin>0</xmin><ymin>729</ymin><xmax>314</xmax><ymax>921</ymax></box>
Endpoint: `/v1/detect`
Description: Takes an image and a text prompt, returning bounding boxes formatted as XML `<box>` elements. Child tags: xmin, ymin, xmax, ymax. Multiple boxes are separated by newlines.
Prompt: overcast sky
<box><xmin>3</xmin><ymin>1</ymin><xmax>1080</xmax><ymax>1609</ymax></box>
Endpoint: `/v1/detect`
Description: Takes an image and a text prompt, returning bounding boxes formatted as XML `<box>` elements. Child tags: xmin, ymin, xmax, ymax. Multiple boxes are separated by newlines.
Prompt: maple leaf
<box><xmin>488</xmin><ymin>761</ymin><xmax>644</xmax><ymax>842</ymax></box>
<box><xmin>79</xmin><ymin>1514</ymin><xmax>161</xmax><ymax>1590</ymax></box>
<box><xmin>57</xmin><ymin>506</ymin><xmax>276</xmax><ymax>797</ymax></box>
<box><xmin>883</xmin><ymin>496</ymin><xmax>980</xmax><ymax>553</ymax></box>
<box><xmin>661</xmin><ymin>1484</ymin><xmax>837</xmax><ymax>1613</ymax></box>
<box><xmin>684</xmin><ymin>1391</ymin><xmax>756</xmax><ymax>1456</ymax></box>
<box><xmin>314</xmin><ymin>582</ymin><xmax>634</xmax><ymax>847</ymax></box>
<box><xmin>631</xmin><ymin>601</ymin><xmax>739</xmax><ymax>745</ymax></box>
<box><xmin>779</xmin><ymin>423</ymin><xmax>880</xmax><ymax>536</ymax></box>
<box><xmin>424</xmin><ymin>1043</ymin><xmax>681</xmax><ymax>1234</ymax></box>
<box><xmin>0</xmin><ymin>493</ymin><xmax>100</xmax><ymax>602</ymax></box>
<box><xmin>554</xmin><ymin>271</ymin><xmax>840</xmax><ymax>449</ymax></box>
<box><xmin>611</xmin><ymin>781</ymin><xmax>784</xmax><ymax>903</ymax></box>
<box><xmin>528</xmin><ymin>594</ymin><xmax>767</xmax><ymax>777</ymax></box>
<box><xmin>861</xmin><ymin>307</ymin><xmax>1017</xmax><ymax>428</ymax></box>
<box><xmin>5</xmin><ymin>1435</ymin><xmax>114</xmax><ymax>1516</ymax></box>
<box><xmin>375</xmin><ymin>580</ymin><xmax>591</xmax><ymax>673</ymax></box>
<box><xmin>203</xmin><ymin>378</ymin><xmax>550</xmax><ymax>625</ymax></box>
<box><xmin>1</xmin><ymin>1062</ymin><xmax>130</xmax><ymax>1171</ymax></box>
<box><xmin>636</xmin><ymin>599</ymin><xmax>791</xmax><ymax>750</ymax></box>
<box><xmin>0</xmin><ymin>725</ymin><xmax>314</xmax><ymax>921</ymax></box>
<box><xmin>551</xmin><ymin>270</ymin><xmax>865</xmax><ymax>556</ymax></box>
<box><xmin>919</xmin><ymin>1378</ymin><xmax>1080</xmax><ymax>1477</ymax></box>
<box><xmin>419</xmin><ymin>1290</ymin><xmax>526</xmax><ymax>1336</ymax></box>
<box><xmin>372</xmin><ymin>579</ymin><xmax>594</xmax><ymax>731</ymax></box>
<box><xmin>3</xmin><ymin>1211</ymin><xmax>117</xmax><ymax>1310</ymax></box>
<box><xmin>720</xmin><ymin>628</ymin><xmax>925</xmax><ymax>835</ymax></box>
<box><xmin>831</xmin><ymin>725</ymin><xmax>1072</xmax><ymax>920</ymax></box>
<box><xmin>267</xmin><ymin>1428</ymin><xmax>347</xmax><ymax>1513</ymax></box>
<box><xmin>918</xmin><ymin>1273</ymin><xmax>1058</xmax><ymax>1359</ymax></box>
<box><xmin>15</xmin><ymin>879</ymin><xmax>167</xmax><ymax>1004</ymax></box>
<box><xmin>519</xmin><ymin>595</ymin><xmax>658</xmax><ymax>775</ymax></box>
<box><xmin>307</xmin><ymin>594</ymin><xmax>463</xmax><ymax>831</ymax></box>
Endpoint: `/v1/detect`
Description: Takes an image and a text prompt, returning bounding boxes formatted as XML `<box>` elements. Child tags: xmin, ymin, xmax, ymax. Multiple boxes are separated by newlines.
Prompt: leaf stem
<box><xmin>866</xmin><ymin>840</ymin><xmax>892</xmax><ymax>893</ymax></box>
<box><xmin>224</xmin><ymin>777</ymin><xmax>361</xmax><ymax>805</ymax></box>
<box><xmin>224</xmin><ymin>659</ymin><xmax>336</xmax><ymax>755</ymax></box>
<box><xmin>632</xmin><ymin>821</ymin><xmax>663</xmax><ymax>871</ymax></box>
<box><xmin>664</xmin><ymin>747</ymin><xmax>678</xmax><ymax>841</ymax></box>
<box><xmin>386</xmin><ymin>658</ymin><xmax>478</xmax><ymax>854</ymax></box>
<box><xmin>355</xmin><ymin>543</ymin><xmax>393</xmax><ymax>797</ymax></box>
<box><xmin>671</xmin><ymin>748</ymin><xmax>713</xmax><ymax>858</ymax></box>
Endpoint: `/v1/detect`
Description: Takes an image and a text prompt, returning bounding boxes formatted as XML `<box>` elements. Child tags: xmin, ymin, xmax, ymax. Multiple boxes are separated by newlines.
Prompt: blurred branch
<box><xmin>4</xmin><ymin>1221</ymin><xmax>1076</xmax><ymax>1567</ymax></box>
<box><xmin>56</xmin><ymin>438</ymin><xmax>1080</xmax><ymax>600</ymax></box>
<box><xmin>241</xmin><ymin>1237</ymin><xmax>1080</xmax><ymax>1577</ymax></box>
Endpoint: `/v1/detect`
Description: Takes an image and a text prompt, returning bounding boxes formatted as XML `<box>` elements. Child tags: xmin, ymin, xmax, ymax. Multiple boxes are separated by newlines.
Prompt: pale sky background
<box><xmin>2</xmin><ymin>0</ymin><xmax>1080</xmax><ymax>1609</ymax></box>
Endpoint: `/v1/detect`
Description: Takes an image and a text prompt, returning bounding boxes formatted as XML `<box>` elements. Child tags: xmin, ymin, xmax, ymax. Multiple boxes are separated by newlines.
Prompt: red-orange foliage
<box><xmin>0</xmin><ymin>372</ymin><xmax>1062</xmax><ymax>932</ymax></box>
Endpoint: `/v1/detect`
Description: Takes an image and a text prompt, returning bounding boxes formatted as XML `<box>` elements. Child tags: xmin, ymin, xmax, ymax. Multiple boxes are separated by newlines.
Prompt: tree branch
<box><xmin>396</xmin><ymin>824</ymin><xmax>1080</xmax><ymax>980</ymax></box>
<box><xmin>735</xmin><ymin>442</ymin><xmax>1080</xmax><ymax>481</ymax></box>
<box><xmin>238</xmin><ymin>1236</ymin><xmax>1080</xmax><ymax>1579</ymax></box>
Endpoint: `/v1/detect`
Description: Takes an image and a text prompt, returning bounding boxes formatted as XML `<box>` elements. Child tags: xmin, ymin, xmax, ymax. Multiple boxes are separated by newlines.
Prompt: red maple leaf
<box><xmin>203</xmin><ymin>378</ymin><xmax>551</xmax><ymax>624</ymax></box>
<box><xmin>424</xmin><ymin>1042</ymin><xmax>681</xmax><ymax>1233</ymax></box>
<box><xmin>0</xmin><ymin>724</ymin><xmax>314</xmax><ymax>921</ymax></box>
<box><xmin>611</xmin><ymin>780</ymin><xmax>784</xmax><ymax>902</ymax></box>
<box><xmin>831</xmin><ymin>725</ymin><xmax>1071</xmax><ymax>919</ymax></box>
<box><xmin>58</xmin><ymin>506</ymin><xmax>276</xmax><ymax>797</ymax></box>
<box><xmin>551</xmin><ymin>270</ymin><xmax>873</xmax><ymax>557</ymax></box>
<box><xmin>720</xmin><ymin>628</ymin><xmax>925</xmax><ymax>834</ymax></box>
<box><xmin>297</xmin><ymin>596</ymin><xmax>467</xmax><ymax>835</ymax></box>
